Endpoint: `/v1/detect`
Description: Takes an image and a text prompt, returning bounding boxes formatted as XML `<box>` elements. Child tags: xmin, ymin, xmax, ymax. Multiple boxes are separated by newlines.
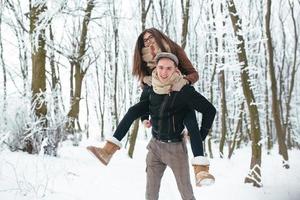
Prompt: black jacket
<box><xmin>141</xmin><ymin>85</ymin><xmax>216</xmax><ymax>140</ymax></box>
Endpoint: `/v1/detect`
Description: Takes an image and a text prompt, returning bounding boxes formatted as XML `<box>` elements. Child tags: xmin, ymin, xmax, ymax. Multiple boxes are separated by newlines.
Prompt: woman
<box><xmin>87</xmin><ymin>28</ymin><xmax>214</xmax><ymax>186</ymax></box>
<box><xmin>133</xmin><ymin>28</ymin><xmax>198</xmax><ymax>89</ymax></box>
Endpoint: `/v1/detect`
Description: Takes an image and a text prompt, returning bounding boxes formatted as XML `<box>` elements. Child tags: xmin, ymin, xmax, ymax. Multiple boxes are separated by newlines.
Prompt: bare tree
<box><xmin>277</xmin><ymin>0</ymin><xmax>287</xmax><ymax>149</ymax></box>
<box><xmin>202</xmin><ymin>0</ymin><xmax>216</xmax><ymax>159</ymax></box>
<box><xmin>28</xmin><ymin>0</ymin><xmax>48</xmax><ymax>153</ymax></box>
<box><xmin>93</xmin><ymin>41</ymin><xmax>106</xmax><ymax>141</ymax></box>
<box><xmin>181</xmin><ymin>0</ymin><xmax>190</xmax><ymax>49</ymax></box>
<box><xmin>5</xmin><ymin>0</ymin><xmax>30</xmax><ymax>96</ymax></box>
<box><xmin>30</xmin><ymin>0</ymin><xmax>47</xmax><ymax>118</ymax></box>
<box><xmin>141</xmin><ymin>0</ymin><xmax>153</xmax><ymax>31</ymax></box>
<box><xmin>0</xmin><ymin>3</ymin><xmax>7</xmax><ymax>127</ymax></box>
<box><xmin>49</xmin><ymin>24</ymin><xmax>61</xmax><ymax>116</ymax></box>
<box><xmin>127</xmin><ymin>0</ymin><xmax>152</xmax><ymax>157</ymax></box>
<box><xmin>151</xmin><ymin>0</ymin><xmax>174</xmax><ymax>35</ymax></box>
<box><xmin>284</xmin><ymin>0</ymin><xmax>299</xmax><ymax>149</ymax></box>
<box><xmin>211</xmin><ymin>2</ymin><xmax>229</xmax><ymax>158</ymax></box>
<box><xmin>227</xmin><ymin>0</ymin><xmax>262</xmax><ymax>187</ymax></box>
<box><xmin>65</xmin><ymin>0</ymin><xmax>95</xmax><ymax>138</ymax></box>
<box><xmin>85</xmin><ymin>78</ymin><xmax>90</xmax><ymax>139</ymax></box>
<box><xmin>265</xmin><ymin>0</ymin><xmax>289</xmax><ymax>168</ymax></box>
<box><xmin>87</xmin><ymin>19</ymin><xmax>113</xmax><ymax>141</ymax></box>
<box><xmin>228</xmin><ymin>102</ymin><xmax>244</xmax><ymax>159</ymax></box>
<box><xmin>128</xmin><ymin>118</ymin><xmax>139</xmax><ymax>158</ymax></box>
<box><xmin>112</xmin><ymin>0</ymin><xmax>120</xmax><ymax>127</ymax></box>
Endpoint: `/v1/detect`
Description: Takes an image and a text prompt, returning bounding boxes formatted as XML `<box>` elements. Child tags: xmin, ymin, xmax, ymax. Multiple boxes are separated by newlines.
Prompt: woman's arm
<box><xmin>176</xmin><ymin>47</ymin><xmax>199</xmax><ymax>84</ymax></box>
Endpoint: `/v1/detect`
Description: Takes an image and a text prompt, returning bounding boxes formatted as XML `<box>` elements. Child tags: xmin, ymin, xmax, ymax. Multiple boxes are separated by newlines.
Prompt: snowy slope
<box><xmin>0</xmin><ymin>139</ymin><xmax>299</xmax><ymax>200</ymax></box>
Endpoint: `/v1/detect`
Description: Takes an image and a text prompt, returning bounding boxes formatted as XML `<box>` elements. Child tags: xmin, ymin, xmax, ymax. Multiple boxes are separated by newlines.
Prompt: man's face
<box><xmin>156</xmin><ymin>58</ymin><xmax>177</xmax><ymax>83</ymax></box>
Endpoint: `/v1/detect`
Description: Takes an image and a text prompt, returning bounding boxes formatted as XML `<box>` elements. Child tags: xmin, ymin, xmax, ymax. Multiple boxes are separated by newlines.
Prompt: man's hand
<box><xmin>142</xmin><ymin>120</ymin><xmax>152</xmax><ymax>128</ymax></box>
<box><xmin>171</xmin><ymin>78</ymin><xmax>189</xmax><ymax>91</ymax></box>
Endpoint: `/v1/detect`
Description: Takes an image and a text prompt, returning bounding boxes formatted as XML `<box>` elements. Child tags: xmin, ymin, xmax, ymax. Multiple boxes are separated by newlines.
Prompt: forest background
<box><xmin>0</xmin><ymin>0</ymin><xmax>300</xmax><ymax>194</ymax></box>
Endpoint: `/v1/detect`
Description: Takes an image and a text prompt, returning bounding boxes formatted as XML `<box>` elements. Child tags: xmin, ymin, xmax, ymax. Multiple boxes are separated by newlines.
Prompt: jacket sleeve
<box><xmin>181</xmin><ymin>85</ymin><xmax>216</xmax><ymax>129</ymax></box>
<box><xmin>139</xmin><ymin>85</ymin><xmax>151</xmax><ymax>121</ymax></box>
<box><xmin>176</xmin><ymin>47</ymin><xmax>199</xmax><ymax>84</ymax></box>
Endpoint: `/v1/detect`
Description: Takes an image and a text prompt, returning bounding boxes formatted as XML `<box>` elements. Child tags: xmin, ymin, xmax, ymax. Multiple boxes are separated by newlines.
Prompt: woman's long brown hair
<box><xmin>132</xmin><ymin>28</ymin><xmax>182</xmax><ymax>82</ymax></box>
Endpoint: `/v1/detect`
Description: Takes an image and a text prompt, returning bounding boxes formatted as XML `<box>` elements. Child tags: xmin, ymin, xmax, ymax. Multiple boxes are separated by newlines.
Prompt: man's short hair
<box><xmin>155</xmin><ymin>52</ymin><xmax>179</xmax><ymax>66</ymax></box>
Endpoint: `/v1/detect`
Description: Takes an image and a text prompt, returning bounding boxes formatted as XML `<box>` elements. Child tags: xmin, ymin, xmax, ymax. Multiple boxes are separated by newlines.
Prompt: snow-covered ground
<box><xmin>0</xmin><ymin>139</ymin><xmax>299</xmax><ymax>200</ymax></box>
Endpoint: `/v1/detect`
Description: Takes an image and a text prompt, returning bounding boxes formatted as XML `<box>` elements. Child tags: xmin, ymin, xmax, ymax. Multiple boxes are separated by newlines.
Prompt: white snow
<box><xmin>0</xmin><ymin>140</ymin><xmax>299</xmax><ymax>200</ymax></box>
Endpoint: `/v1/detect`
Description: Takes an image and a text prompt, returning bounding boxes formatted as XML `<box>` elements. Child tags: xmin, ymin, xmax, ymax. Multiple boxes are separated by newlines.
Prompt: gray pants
<box><xmin>145</xmin><ymin>138</ymin><xmax>196</xmax><ymax>200</ymax></box>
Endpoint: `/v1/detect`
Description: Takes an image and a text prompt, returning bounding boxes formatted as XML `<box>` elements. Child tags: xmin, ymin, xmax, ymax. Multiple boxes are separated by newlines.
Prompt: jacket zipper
<box><xmin>158</xmin><ymin>95</ymin><xmax>169</xmax><ymax>135</ymax></box>
<box><xmin>170</xmin><ymin>93</ymin><xmax>178</xmax><ymax>133</ymax></box>
<box><xmin>172</xmin><ymin>116</ymin><xmax>175</xmax><ymax>133</ymax></box>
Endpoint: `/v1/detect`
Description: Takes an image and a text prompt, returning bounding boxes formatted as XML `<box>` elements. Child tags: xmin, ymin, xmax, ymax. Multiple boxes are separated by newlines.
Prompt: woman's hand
<box><xmin>171</xmin><ymin>78</ymin><xmax>189</xmax><ymax>91</ymax></box>
<box><xmin>142</xmin><ymin>120</ymin><xmax>152</xmax><ymax>128</ymax></box>
<box><xmin>142</xmin><ymin>45</ymin><xmax>156</xmax><ymax>62</ymax></box>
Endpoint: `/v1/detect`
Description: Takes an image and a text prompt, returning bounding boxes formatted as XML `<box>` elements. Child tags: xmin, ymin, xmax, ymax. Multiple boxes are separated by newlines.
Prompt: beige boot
<box><xmin>191</xmin><ymin>156</ymin><xmax>215</xmax><ymax>187</ymax></box>
<box><xmin>87</xmin><ymin>137</ymin><xmax>122</xmax><ymax>166</ymax></box>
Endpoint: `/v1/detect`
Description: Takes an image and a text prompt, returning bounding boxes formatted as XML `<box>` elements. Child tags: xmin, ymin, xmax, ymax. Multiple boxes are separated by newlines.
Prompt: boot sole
<box><xmin>86</xmin><ymin>146</ymin><xmax>108</xmax><ymax>166</ymax></box>
<box><xmin>197</xmin><ymin>178</ymin><xmax>215</xmax><ymax>187</ymax></box>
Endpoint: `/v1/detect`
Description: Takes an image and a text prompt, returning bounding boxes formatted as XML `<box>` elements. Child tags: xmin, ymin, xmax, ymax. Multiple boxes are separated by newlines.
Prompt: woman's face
<box><xmin>143</xmin><ymin>32</ymin><xmax>156</xmax><ymax>47</ymax></box>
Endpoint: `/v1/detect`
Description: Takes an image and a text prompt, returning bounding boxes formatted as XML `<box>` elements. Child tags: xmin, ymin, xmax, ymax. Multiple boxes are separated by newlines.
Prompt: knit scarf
<box><xmin>152</xmin><ymin>68</ymin><xmax>183</xmax><ymax>95</ymax></box>
<box><xmin>142</xmin><ymin>40</ymin><xmax>171</xmax><ymax>70</ymax></box>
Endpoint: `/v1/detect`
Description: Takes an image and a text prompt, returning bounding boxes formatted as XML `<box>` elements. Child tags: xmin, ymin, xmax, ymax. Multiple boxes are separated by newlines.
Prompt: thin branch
<box><xmin>6</xmin><ymin>0</ymin><xmax>29</xmax><ymax>33</ymax></box>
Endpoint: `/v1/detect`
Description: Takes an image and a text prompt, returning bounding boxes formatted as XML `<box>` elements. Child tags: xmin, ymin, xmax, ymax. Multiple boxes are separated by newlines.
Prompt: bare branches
<box><xmin>5</xmin><ymin>0</ymin><xmax>29</xmax><ymax>33</ymax></box>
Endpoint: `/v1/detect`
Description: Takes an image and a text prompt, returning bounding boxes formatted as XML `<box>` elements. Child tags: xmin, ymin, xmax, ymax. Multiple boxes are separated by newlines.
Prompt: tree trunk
<box><xmin>66</xmin><ymin>62</ymin><xmax>84</xmax><ymax>131</ymax></box>
<box><xmin>181</xmin><ymin>0</ymin><xmax>190</xmax><ymax>49</ymax></box>
<box><xmin>159</xmin><ymin>0</ymin><xmax>165</xmax><ymax>31</ymax></box>
<box><xmin>262</xmin><ymin>32</ymin><xmax>272</xmax><ymax>152</ymax></box>
<box><xmin>128</xmin><ymin>119</ymin><xmax>140</xmax><ymax>158</ymax></box>
<box><xmin>30</xmin><ymin>2</ymin><xmax>47</xmax><ymax>119</ymax></box>
<box><xmin>284</xmin><ymin>1</ymin><xmax>298</xmax><ymax>150</ymax></box>
<box><xmin>206</xmin><ymin>1</ymin><xmax>217</xmax><ymax>159</ymax></box>
<box><xmin>208</xmin><ymin>63</ymin><xmax>216</xmax><ymax>159</ymax></box>
<box><xmin>112</xmin><ymin>1</ymin><xmax>119</xmax><ymax>128</ymax></box>
<box><xmin>265</xmin><ymin>59</ymin><xmax>272</xmax><ymax>153</ymax></box>
<box><xmin>211</xmin><ymin>2</ymin><xmax>228</xmax><ymax>158</ymax></box>
<box><xmin>95</xmin><ymin>45</ymin><xmax>105</xmax><ymax>141</ymax></box>
<box><xmin>0</xmin><ymin>8</ymin><xmax>7</xmax><ymax>127</ymax></box>
<box><xmin>278</xmin><ymin>10</ymin><xmax>286</xmax><ymax>144</ymax></box>
<box><xmin>49</xmin><ymin>24</ymin><xmax>60</xmax><ymax>116</ymax></box>
<box><xmin>127</xmin><ymin>0</ymin><xmax>152</xmax><ymax>157</ymax></box>
<box><xmin>218</xmin><ymin>68</ymin><xmax>228</xmax><ymax>159</ymax></box>
<box><xmin>141</xmin><ymin>0</ymin><xmax>153</xmax><ymax>31</ymax></box>
<box><xmin>220</xmin><ymin>3</ymin><xmax>229</xmax><ymax>158</ymax></box>
<box><xmin>227</xmin><ymin>0</ymin><xmax>262</xmax><ymax>187</ymax></box>
<box><xmin>66</xmin><ymin>0</ymin><xmax>95</xmax><ymax>138</ymax></box>
<box><xmin>265</xmin><ymin>0</ymin><xmax>289</xmax><ymax>168</ymax></box>
<box><xmin>67</xmin><ymin>61</ymin><xmax>75</xmax><ymax>131</ymax></box>
<box><xmin>228</xmin><ymin>102</ymin><xmax>244</xmax><ymax>159</ymax></box>
<box><xmin>28</xmin><ymin>0</ymin><xmax>48</xmax><ymax>154</ymax></box>
<box><xmin>101</xmin><ymin>43</ymin><xmax>108</xmax><ymax>140</ymax></box>
<box><xmin>6</xmin><ymin>0</ymin><xmax>29</xmax><ymax>96</ymax></box>
<box><xmin>38</xmin><ymin>23</ymin><xmax>65</xmax><ymax>156</ymax></box>
<box><xmin>85</xmin><ymin>79</ymin><xmax>90</xmax><ymax>139</ymax></box>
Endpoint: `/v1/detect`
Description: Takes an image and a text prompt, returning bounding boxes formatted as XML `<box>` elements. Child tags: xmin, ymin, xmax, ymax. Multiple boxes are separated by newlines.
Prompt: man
<box><xmin>88</xmin><ymin>52</ymin><xmax>216</xmax><ymax>200</ymax></box>
<box><xmin>142</xmin><ymin>52</ymin><xmax>216</xmax><ymax>200</ymax></box>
